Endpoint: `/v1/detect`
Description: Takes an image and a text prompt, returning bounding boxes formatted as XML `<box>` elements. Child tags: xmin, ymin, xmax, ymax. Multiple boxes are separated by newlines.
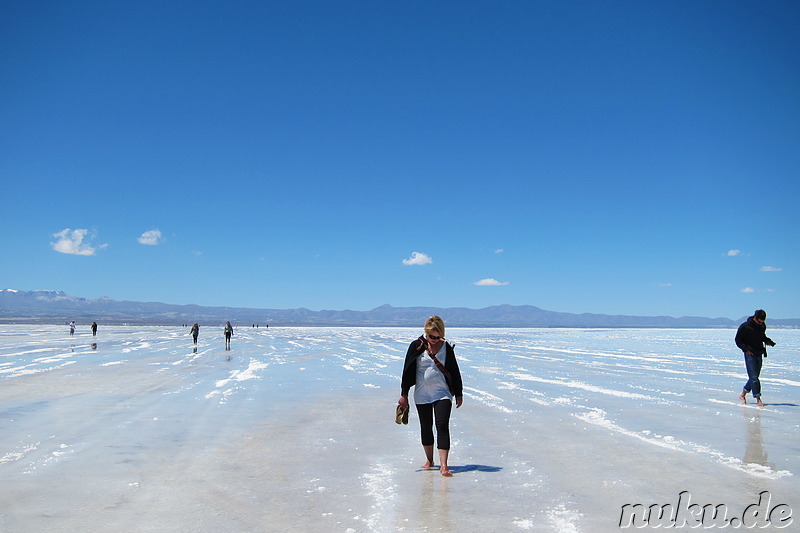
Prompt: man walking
<box><xmin>736</xmin><ymin>309</ymin><xmax>776</xmax><ymax>407</ymax></box>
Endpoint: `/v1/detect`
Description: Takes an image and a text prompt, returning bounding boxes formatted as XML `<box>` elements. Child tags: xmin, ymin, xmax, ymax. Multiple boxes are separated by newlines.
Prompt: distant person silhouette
<box><xmin>69</xmin><ymin>321</ymin><xmax>76</xmax><ymax>336</ymax></box>
<box><xmin>190</xmin><ymin>323</ymin><xmax>200</xmax><ymax>345</ymax></box>
<box><xmin>224</xmin><ymin>321</ymin><xmax>233</xmax><ymax>350</ymax></box>
<box><xmin>91</xmin><ymin>322</ymin><xmax>97</xmax><ymax>336</ymax></box>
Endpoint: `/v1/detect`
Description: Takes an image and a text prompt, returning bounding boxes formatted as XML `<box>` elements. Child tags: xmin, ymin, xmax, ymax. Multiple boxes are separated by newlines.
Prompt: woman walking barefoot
<box><xmin>398</xmin><ymin>316</ymin><xmax>463</xmax><ymax>476</ymax></box>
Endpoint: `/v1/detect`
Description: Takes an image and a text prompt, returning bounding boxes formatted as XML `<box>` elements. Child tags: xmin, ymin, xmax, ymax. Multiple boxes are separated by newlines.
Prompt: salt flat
<box><xmin>1</xmin><ymin>324</ymin><xmax>798</xmax><ymax>532</ymax></box>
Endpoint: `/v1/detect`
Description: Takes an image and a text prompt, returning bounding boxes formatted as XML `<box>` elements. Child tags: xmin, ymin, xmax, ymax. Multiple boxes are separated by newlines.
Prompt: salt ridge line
<box><xmin>507</xmin><ymin>372</ymin><xmax>658</xmax><ymax>401</ymax></box>
<box><xmin>214</xmin><ymin>358</ymin><xmax>270</xmax><ymax>388</ymax></box>
<box><xmin>0</xmin><ymin>442</ymin><xmax>39</xmax><ymax>465</ymax></box>
<box><xmin>33</xmin><ymin>353</ymin><xmax>75</xmax><ymax>364</ymax></box>
<box><xmin>498</xmin><ymin>343</ymin><xmax>674</xmax><ymax>363</ymax></box>
<box><xmin>462</xmin><ymin>386</ymin><xmax>515</xmax><ymax>413</ymax></box>
<box><xmin>0</xmin><ymin>359</ymin><xmax>77</xmax><ymax>378</ymax></box>
<box><xmin>0</xmin><ymin>347</ymin><xmax>57</xmax><ymax>357</ymax></box>
<box><xmin>121</xmin><ymin>341</ymin><xmax>152</xmax><ymax>353</ymax></box>
<box><xmin>495</xmin><ymin>341</ymin><xmax>742</xmax><ymax>366</ymax></box>
<box><xmin>203</xmin><ymin>358</ymin><xmax>271</xmax><ymax>403</ymax></box>
<box><xmin>574</xmin><ymin>407</ymin><xmax>792</xmax><ymax>480</ymax></box>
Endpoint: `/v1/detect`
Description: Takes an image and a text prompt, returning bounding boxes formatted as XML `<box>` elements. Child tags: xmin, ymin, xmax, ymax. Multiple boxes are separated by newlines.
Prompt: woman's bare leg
<box><xmin>421</xmin><ymin>445</ymin><xmax>435</xmax><ymax>468</ymax></box>
<box><xmin>439</xmin><ymin>449</ymin><xmax>452</xmax><ymax>476</ymax></box>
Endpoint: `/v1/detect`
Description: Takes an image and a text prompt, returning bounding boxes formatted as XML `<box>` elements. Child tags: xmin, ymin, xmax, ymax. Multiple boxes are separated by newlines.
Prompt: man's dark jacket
<box><xmin>735</xmin><ymin>316</ymin><xmax>774</xmax><ymax>357</ymax></box>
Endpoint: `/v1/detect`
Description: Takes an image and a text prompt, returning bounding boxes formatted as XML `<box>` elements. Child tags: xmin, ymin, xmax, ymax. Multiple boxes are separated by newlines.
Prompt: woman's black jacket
<box><xmin>401</xmin><ymin>338</ymin><xmax>463</xmax><ymax>398</ymax></box>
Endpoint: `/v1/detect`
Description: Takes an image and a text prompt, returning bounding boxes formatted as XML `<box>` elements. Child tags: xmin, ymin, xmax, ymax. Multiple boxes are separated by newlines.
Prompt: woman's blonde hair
<box><xmin>424</xmin><ymin>315</ymin><xmax>445</xmax><ymax>338</ymax></box>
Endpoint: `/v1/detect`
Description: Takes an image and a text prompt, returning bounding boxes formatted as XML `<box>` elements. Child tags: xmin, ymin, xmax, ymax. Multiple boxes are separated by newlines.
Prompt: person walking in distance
<box><xmin>224</xmin><ymin>321</ymin><xmax>233</xmax><ymax>350</ymax></box>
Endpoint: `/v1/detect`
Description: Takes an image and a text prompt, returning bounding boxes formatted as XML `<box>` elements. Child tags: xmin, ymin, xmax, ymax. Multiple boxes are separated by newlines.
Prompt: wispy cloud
<box><xmin>741</xmin><ymin>287</ymin><xmax>755</xmax><ymax>293</ymax></box>
<box><xmin>658</xmin><ymin>282</ymin><xmax>673</xmax><ymax>287</ymax></box>
<box><xmin>402</xmin><ymin>252</ymin><xmax>432</xmax><ymax>266</ymax></box>
<box><xmin>760</xmin><ymin>266</ymin><xmax>782</xmax><ymax>272</ymax></box>
<box><xmin>494</xmin><ymin>249</ymin><xmax>504</xmax><ymax>254</ymax></box>
<box><xmin>50</xmin><ymin>228</ymin><xmax>105</xmax><ymax>256</ymax></box>
<box><xmin>474</xmin><ymin>278</ymin><xmax>509</xmax><ymax>286</ymax></box>
<box><xmin>727</xmin><ymin>249</ymin><xmax>742</xmax><ymax>257</ymax></box>
<box><xmin>138</xmin><ymin>229</ymin><xmax>163</xmax><ymax>246</ymax></box>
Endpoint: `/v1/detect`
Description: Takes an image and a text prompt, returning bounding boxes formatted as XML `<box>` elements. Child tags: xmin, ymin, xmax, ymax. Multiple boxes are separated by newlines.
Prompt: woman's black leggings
<box><xmin>416</xmin><ymin>399</ymin><xmax>453</xmax><ymax>450</ymax></box>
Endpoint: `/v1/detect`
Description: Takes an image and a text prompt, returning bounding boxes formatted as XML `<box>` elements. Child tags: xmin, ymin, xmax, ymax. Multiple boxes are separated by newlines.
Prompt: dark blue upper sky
<box><xmin>1</xmin><ymin>0</ymin><xmax>798</xmax><ymax>318</ymax></box>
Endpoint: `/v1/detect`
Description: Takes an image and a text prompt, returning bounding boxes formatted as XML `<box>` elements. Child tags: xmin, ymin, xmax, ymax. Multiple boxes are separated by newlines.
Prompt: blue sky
<box><xmin>1</xmin><ymin>1</ymin><xmax>798</xmax><ymax>319</ymax></box>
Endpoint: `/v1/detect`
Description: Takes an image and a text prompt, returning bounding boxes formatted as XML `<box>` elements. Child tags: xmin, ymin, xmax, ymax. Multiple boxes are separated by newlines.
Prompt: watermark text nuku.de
<box><xmin>619</xmin><ymin>491</ymin><xmax>793</xmax><ymax>529</ymax></box>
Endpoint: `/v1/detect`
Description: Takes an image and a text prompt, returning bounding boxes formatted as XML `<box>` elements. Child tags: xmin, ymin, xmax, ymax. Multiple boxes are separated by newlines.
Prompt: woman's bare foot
<box><xmin>756</xmin><ymin>398</ymin><xmax>765</xmax><ymax>407</ymax></box>
<box><xmin>421</xmin><ymin>445</ymin><xmax>435</xmax><ymax>469</ymax></box>
<box><xmin>739</xmin><ymin>392</ymin><xmax>747</xmax><ymax>404</ymax></box>
<box><xmin>437</xmin><ymin>448</ymin><xmax>451</xmax><ymax>477</ymax></box>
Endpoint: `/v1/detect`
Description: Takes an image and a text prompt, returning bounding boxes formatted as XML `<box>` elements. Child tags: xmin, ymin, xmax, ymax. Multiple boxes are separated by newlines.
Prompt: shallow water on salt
<box><xmin>1</xmin><ymin>325</ymin><xmax>798</xmax><ymax>532</ymax></box>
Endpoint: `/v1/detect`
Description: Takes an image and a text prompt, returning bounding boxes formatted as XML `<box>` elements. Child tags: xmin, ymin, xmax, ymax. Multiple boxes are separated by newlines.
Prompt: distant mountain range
<box><xmin>1</xmin><ymin>289</ymin><xmax>798</xmax><ymax>328</ymax></box>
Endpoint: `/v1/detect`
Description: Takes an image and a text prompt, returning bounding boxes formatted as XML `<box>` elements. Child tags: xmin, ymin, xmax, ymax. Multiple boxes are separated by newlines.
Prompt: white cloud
<box><xmin>402</xmin><ymin>252</ymin><xmax>432</xmax><ymax>266</ymax></box>
<box><xmin>741</xmin><ymin>287</ymin><xmax>755</xmax><ymax>293</ymax></box>
<box><xmin>760</xmin><ymin>266</ymin><xmax>782</xmax><ymax>272</ymax></box>
<box><xmin>494</xmin><ymin>249</ymin><xmax>504</xmax><ymax>254</ymax></box>
<box><xmin>50</xmin><ymin>228</ymin><xmax>103</xmax><ymax>256</ymax></box>
<box><xmin>727</xmin><ymin>249</ymin><xmax>742</xmax><ymax>256</ymax></box>
<box><xmin>138</xmin><ymin>230</ymin><xmax>163</xmax><ymax>245</ymax></box>
<box><xmin>474</xmin><ymin>278</ymin><xmax>509</xmax><ymax>286</ymax></box>
<box><xmin>658</xmin><ymin>282</ymin><xmax>673</xmax><ymax>287</ymax></box>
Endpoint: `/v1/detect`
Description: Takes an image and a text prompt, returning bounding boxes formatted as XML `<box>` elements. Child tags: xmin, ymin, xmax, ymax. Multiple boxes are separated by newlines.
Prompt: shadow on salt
<box><xmin>448</xmin><ymin>464</ymin><xmax>503</xmax><ymax>474</ymax></box>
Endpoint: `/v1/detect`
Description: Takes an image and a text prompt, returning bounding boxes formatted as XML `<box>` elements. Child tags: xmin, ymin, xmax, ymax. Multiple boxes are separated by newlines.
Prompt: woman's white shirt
<box><xmin>413</xmin><ymin>343</ymin><xmax>452</xmax><ymax>405</ymax></box>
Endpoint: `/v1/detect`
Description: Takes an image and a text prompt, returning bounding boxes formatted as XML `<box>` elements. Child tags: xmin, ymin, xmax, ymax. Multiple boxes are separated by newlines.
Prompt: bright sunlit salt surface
<box><xmin>1</xmin><ymin>325</ymin><xmax>798</xmax><ymax>532</ymax></box>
